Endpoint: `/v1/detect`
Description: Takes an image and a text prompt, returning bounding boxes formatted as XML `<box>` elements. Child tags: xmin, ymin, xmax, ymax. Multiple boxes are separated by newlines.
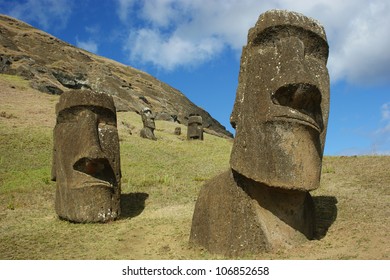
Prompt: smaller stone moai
<box><xmin>174</xmin><ymin>127</ymin><xmax>181</xmax><ymax>135</ymax></box>
<box><xmin>190</xmin><ymin>9</ymin><xmax>330</xmax><ymax>257</ymax></box>
<box><xmin>51</xmin><ymin>89</ymin><xmax>121</xmax><ymax>223</ymax></box>
<box><xmin>187</xmin><ymin>114</ymin><xmax>203</xmax><ymax>140</ymax></box>
<box><xmin>140</xmin><ymin>107</ymin><xmax>157</xmax><ymax>140</ymax></box>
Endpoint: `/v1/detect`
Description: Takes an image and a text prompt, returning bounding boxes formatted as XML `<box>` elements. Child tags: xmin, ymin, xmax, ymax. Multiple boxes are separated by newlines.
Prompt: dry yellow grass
<box><xmin>0</xmin><ymin>74</ymin><xmax>389</xmax><ymax>259</ymax></box>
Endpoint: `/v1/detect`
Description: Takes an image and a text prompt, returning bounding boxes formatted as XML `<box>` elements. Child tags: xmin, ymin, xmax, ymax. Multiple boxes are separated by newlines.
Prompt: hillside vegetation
<box><xmin>0</xmin><ymin>74</ymin><xmax>389</xmax><ymax>259</ymax></box>
<box><xmin>0</xmin><ymin>14</ymin><xmax>232</xmax><ymax>138</ymax></box>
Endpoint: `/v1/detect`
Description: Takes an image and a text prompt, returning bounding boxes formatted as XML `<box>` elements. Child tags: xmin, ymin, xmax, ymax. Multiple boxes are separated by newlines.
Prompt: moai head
<box><xmin>187</xmin><ymin>114</ymin><xmax>203</xmax><ymax>140</ymax></box>
<box><xmin>140</xmin><ymin>107</ymin><xmax>157</xmax><ymax>140</ymax></box>
<box><xmin>51</xmin><ymin>90</ymin><xmax>121</xmax><ymax>222</ymax></box>
<box><xmin>230</xmin><ymin>10</ymin><xmax>330</xmax><ymax>191</ymax></box>
<box><xmin>174</xmin><ymin>127</ymin><xmax>182</xmax><ymax>135</ymax></box>
<box><xmin>141</xmin><ymin>107</ymin><xmax>155</xmax><ymax>129</ymax></box>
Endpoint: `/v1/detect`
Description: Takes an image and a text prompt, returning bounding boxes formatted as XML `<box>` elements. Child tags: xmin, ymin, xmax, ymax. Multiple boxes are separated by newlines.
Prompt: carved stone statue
<box><xmin>51</xmin><ymin>90</ymin><xmax>121</xmax><ymax>223</ymax></box>
<box><xmin>140</xmin><ymin>107</ymin><xmax>157</xmax><ymax>140</ymax></box>
<box><xmin>187</xmin><ymin>114</ymin><xmax>203</xmax><ymax>140</ymax></box>
<box><xmin>174</xmin><ymin>127</ymin><xmax>181</xmax><ymax>135</ymax></box>
<box><xmin>190</xmin><ymin>10</ymin><xmax>330</xmax><ymax>256</ymax></box>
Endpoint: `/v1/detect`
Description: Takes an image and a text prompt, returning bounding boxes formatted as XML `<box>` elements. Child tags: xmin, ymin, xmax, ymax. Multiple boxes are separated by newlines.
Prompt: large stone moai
<box><xmin>187</xmin><ymin>114</ymin><xmax>203</xmax><ymax>140</ymax></box>
<box><xmin>51</xmin><ymin>90</ymin><xmax>121</xmax><ymax>223</ymax></box>
<box><xmin>190</xmin><ymin>10</ymin><xmax>330</xmax><ymax>256</ymax></box>
<box><xmin>140</xmin><ymin>107</ymin><xmax>157</xmax><ymax>140</ymax></box>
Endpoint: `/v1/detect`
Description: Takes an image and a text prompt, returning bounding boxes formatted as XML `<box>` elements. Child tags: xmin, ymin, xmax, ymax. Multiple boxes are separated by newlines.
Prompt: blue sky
<box><xmin>1</xmin><ymin>0</ymin><xmax>389</xmax><ymax>155</ymax></box>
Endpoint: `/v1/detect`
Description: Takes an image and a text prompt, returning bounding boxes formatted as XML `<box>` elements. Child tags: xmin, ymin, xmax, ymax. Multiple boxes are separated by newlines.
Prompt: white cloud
<box><xmin>119</xmin><ymin>0</ymin><xmax>264</xmax><ymax>70</ymax></box>
<box><xmin>381</xmin><ymin>103</ymin><xmax>390</xmax><ymax>121</ymax></box>
<box><xmin>6</xmin><ymin>0</ymin><xmax>73</xmax><ymax>30</ymax></box>
<box><xmin>141</xmin><ymin>0</ymin><xmax>184</xmax><ymax>28</ymax></box>
<box><xmin>323</xmin><ymin>1</ymin><xmax>390</xmax><ymax>85</ymax></box>
<box><xmin>117</xmin><ymin>0</ymin><xmax>390</xmax><ymax>85</ymax></box>
<box><xmin>76</xmin><ymin>39</ymin><xmax>98</xmax><ymax>54</ymax></box>
<box><xmin>125</xmin><ymin>28</ymin><xmax>224</xmax><ymax>70</ymax></box>
<box><xmin>116</xmin><ymin>0</ymin><xmax>136</xmax><ymax>23</ymax></box>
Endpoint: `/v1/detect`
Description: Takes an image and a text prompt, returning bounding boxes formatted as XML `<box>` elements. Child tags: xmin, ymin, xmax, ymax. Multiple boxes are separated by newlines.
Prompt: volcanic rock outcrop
<box><xmin>0</xmin><ymin>14</ymin><xmax>232</xmax><ymax>139</ymax></box>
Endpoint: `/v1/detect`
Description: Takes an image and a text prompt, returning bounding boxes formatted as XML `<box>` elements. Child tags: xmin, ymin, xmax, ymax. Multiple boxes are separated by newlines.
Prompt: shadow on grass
<box><xmin>313</xmin><ymin>196</ymin><xmax>338</xmax><ymax>240</ymax></box>
<box><xmin>120</xmin><ymin>192</ymin><xmax>149</xmax><ymax>219</ymax></box>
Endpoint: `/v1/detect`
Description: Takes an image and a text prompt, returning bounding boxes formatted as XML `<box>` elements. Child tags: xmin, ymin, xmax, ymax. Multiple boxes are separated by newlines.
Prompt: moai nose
<box><xmin>75</xmin><ymin>109</ymin><xmax>107</xmax><ymax>162</ymax></box>
<box><xmin>80</xmin><ymin>110</ymin><xmax>102</xmax><ymax>147</ymax></box>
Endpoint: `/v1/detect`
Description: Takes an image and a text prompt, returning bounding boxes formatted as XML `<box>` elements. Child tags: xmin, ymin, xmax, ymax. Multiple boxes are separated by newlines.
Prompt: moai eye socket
<box><xmin>272</xmin><ymin>83</ymin><xmax>323</xmax><ymax>131</ymax></box>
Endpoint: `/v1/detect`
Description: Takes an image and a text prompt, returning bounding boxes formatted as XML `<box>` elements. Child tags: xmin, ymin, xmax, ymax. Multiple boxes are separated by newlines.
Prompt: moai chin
<box><xmin>190</xmin><ymin>10</ymin><xmax>330</xmax><ymax>256</ymax></box>
<box><xmin>51</xmin><ymin>90</ymin><xmax>121</xmax><ymax>223</ymax></box>
<box><xmin>140</xmin><ymin>107</ymin><xmax>157</xmax><ymax>140</ymax></box>
<box><xmin>187</xmin><ymin>114</ymin><xmax>203</xmax><ymax>140</ymax></box>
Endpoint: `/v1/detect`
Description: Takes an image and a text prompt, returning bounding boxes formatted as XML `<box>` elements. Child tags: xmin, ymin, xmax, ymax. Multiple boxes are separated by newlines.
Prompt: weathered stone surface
<box><xmin>140</xmin><ymin>107</ymin><xmax>157</xmax><ymax>140</ymax></box>
<box><xmin>174</xmin><ymin>127</ymin><xmax>181</xmax><ymax>135</ymax></box>
<box><xmin>190</xmin><ymin>170</ymin><xmax>314</xmax><ymax>256</ymax></box>
<box><xmin>190</xmin><ymin>10</ymin><xmax>330</xmax><ymax>256</ymax></box>
<box><xmin>155</xmin><ymin>111</ymin><xmax>178</xmax><ymax>122</ymax></box>
<box><xmin>52</xmin><ymin>89</ymin><xmax>121</xmax><ymax>223</ymax></box>
<box><xmin>230</xmin><ymin>9</ymin><xmax>330</xmax><ymax>191</ymax></box>
<box><xmin>187</xmin><ymin>114</ymin><xmax>203</xmax><ymax>140</ymax></box>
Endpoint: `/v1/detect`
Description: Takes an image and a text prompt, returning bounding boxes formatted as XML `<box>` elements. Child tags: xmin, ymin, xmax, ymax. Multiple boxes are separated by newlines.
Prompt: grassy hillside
<box><xmin>0</xmin><ymin>74</ymin><xmax>389</xmax><ymax>259</ymax></box>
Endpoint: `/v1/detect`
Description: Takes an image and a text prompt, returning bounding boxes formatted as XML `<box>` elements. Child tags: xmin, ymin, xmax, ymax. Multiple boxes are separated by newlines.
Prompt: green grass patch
<box><xmin>0</xmin><ymin>109</ymin><xmax>233</xmax><ymax>259</ymax></box>
<box><xmin>118</xmin><ymin>112</ymin><xmax>231</xmax><ymax>207</ymax></box>
<box><xmin>0</xmin><ymin>74</ymin><xmax>30</xmax><ymax>90</ymax></box>
<box><xmin>1</xmin><ymin>96</ymin><xmax>389</xmax><ymax>260</ymax></box>
<box><xmin>0</xmin><ymin>125</ymin><xmax>53</xmax><ymax>192</ymax></box>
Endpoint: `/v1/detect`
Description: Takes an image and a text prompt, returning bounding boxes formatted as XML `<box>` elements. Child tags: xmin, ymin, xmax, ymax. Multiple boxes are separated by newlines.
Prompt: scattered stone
<box><xmin>174</xmin><ymin>127</ymin><xmax>181</xmax><ymax>135</ymax></box>
<box><xmin>52</xmin><ymin>70</ymin><xmax>90</xmax><ymax>90</ymax></box>
<box><xmin>138</xmin><ymin>96</ymin><xmax>150</xmax><ymax>105</ymax></box>
<box><xmin>155</xmin><ymin>111</ymin><xmax>178</xmax><ymax>122</ymax></box>
<box><xmin>52</xmin><ymin>89</ymin><xmax>121</xmax><ymax>223</ymax></box>
<box><xmin>30</xmin><ymin>80</ymin><xmax>63</xmax><ymax>95</ymax></box>
<box><xmin>0</xmin><ymin>111</ymin><xmax>16</xmax><ymax>119</ymax></box>
<box><xmin>0</xmin><ymin>55</ymin><xmax>12</xmax><ymax>72</ymax></box>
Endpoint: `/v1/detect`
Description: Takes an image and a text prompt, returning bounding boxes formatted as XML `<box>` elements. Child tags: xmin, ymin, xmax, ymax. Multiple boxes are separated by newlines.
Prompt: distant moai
<box><xmin>190</xmin><ymin>10</ymin><xmax>330</xmax><ymax>256</ymax></box>
<box><xmin>51</xmin><ymin>89</ymin><xmax>121</xmax><ymax>223</ymax></box>
<box><xmin>187</xmin><ymin>114</ymin><xmax>203</xmax><ymax>140</ymax></box>
<box><xmin>140</xmin><ymin>107</ymin><xmax>157</xmax><ymax>140</ymax></box>
<box><xmin>174</xmin><ymin>127</ymin><xmax>181</xmax><ymax>135</ymax></box>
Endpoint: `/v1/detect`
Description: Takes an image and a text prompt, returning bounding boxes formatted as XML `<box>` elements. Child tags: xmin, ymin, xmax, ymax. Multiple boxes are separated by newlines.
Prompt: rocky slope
<box><xmin>0</xmin><ymin>14</ymin><xmax>233</xmax><ymax>138</ymax></box>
